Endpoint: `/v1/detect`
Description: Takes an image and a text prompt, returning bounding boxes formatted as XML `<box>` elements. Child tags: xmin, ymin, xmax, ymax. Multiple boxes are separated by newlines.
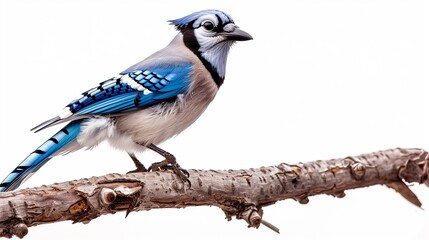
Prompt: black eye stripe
<box><xmin>215</xmin><ymin>15</ymin><xmax>225</xmax><ymax>32</ymax></box>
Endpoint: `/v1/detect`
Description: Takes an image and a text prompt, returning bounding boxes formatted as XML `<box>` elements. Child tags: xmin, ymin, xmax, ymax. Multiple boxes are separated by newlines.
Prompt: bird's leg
<box><xmin>127</xmin><ymin>153</ymin><xmax>148</xmax><ymax>173</ymax></box>
<box><xmin>146</xmin><ymin>143</ymin><xmax>190</xmax><ymax>186</ymax></box>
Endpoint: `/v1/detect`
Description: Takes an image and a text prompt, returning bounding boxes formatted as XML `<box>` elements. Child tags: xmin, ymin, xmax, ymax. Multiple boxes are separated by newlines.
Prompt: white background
<box><xmin>0</xmin><ymin>1</ymin><xmax>428</xmax><ymax>239</ymax></box>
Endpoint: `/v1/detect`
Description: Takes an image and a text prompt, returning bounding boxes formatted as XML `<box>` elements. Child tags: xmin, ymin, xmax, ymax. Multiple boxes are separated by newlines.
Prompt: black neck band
<box><xmin>181</xmin><ymin>28</ymin><xmax>224</xmax><ymax>87</ymax></box>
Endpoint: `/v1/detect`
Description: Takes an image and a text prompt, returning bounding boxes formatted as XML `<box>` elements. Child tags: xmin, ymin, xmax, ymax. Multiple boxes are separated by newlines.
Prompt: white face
<box><xmin>192</xmin><ymin>14</ymin><xmax>238</xmax><ymax>51</ymax></box>
<box><xmin>191</xmin><ymin>14</ymin><xmax>237</xmax><ymax>78</ymax></box>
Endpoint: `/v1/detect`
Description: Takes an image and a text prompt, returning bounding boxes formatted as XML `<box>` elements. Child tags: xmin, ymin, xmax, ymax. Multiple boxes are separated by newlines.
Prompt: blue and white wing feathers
<box><xmin>32</xmin><ymin>63</ymin><xmax>193</xmax><ymax>132</ymax></box>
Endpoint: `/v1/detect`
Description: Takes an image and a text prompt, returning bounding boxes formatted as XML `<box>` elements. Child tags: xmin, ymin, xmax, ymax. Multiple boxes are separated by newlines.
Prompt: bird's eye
<box><xmin>202</xmin><ymin>20</ymin><xmax>215</xmax><ymax>31</ymax></box>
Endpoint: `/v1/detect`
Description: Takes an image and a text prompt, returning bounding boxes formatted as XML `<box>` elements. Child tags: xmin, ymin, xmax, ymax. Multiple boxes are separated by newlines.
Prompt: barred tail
<box><xmin>0</xmin><ymin>120</ymin><xmax>82</xmax><ymax>192</ymax></box>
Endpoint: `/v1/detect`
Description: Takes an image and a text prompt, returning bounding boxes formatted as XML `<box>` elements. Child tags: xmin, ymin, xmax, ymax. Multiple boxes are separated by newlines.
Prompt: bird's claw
<box><xmin>148</xmin><ymin>161</ymin><xmax>191</xmax><ymax>187</ymax></box>
<box><xmin>127</xmin><ymin>165</ymin><xmax>148</xmax><ymax>174</ymax></box>
<box><xmin>127</xmin><ymin>153</ymin><xmax>147</xmax><ymax>174</ymax></box>
<box><xmin>146</xmin><ymin>143</ymin><xmax>191</xmax><ymax>187</ymax></box>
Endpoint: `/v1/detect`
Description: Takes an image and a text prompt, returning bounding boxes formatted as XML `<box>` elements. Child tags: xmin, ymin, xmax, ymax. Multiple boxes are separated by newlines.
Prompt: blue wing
<box><xmin>31</xmin><ymin>63</ymin><xmax>193</xmax><ymax>132</ymax></box>
<box><xmin>0</xmin><ymin>63</ymin><xmax>193</xmax><ymax>192</ymax></box>
<box><xmin>67</xmin><ymin>63</ymin><xmax>193</xmax><ymax>115</ymax></box>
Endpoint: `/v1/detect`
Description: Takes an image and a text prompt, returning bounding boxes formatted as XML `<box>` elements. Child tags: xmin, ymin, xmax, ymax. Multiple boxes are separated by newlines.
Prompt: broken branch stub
<box><xmin>0</xmin><ymin>148</ymin><xmax>427</xmax><ymax>238</ymax></box>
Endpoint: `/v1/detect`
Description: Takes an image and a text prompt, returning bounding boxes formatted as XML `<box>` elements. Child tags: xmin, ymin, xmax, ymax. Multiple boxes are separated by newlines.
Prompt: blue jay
<box><xmin>0</xmin><ymin>9</ymin><xmax>252</xmax><ymax>192</ymax></box>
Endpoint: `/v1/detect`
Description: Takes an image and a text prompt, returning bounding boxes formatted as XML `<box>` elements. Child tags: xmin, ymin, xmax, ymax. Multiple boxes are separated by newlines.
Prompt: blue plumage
<box><xmin>70</xmin><ymin>63</ymin><xmax>192</xmax><ymax>115</ymax></box>
<box><xmin>169</xmin><ymin>9</ymin><xmax>234</xmax><ymax>29</ymax></box>
<box><xmin>0</xmin><ymin>64</ymin><xmax>192</xmax><ymax>192</ymax></box>
<box><xmin>0</xmin><ymin>120</ymin><xmax>82</xmax><ymax>192</ymax></box>
<box><xmin>0</xmin><ymin>9</ymin><xmax>251</xmax><ymax>192</ymax></box>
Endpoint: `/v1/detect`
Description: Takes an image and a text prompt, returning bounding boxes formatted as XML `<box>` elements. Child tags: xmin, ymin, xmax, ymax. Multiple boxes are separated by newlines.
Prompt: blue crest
<box><xmin>169</xmin><ymin>9</ymin><xmax>234</xmax><ymax>29</ymax></box>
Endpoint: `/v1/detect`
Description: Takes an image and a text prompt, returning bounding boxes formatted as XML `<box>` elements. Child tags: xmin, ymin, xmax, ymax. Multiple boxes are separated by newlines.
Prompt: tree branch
<box><xmin>0</xmin><ymin>148</ymin><xmax>427</xmax><ymax>238</ymax></box>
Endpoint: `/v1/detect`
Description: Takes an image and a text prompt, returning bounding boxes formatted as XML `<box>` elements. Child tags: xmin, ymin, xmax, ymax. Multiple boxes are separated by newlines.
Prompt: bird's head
<box><xmin>169</xmin><ymin>10</ymin><xmax>252</xmax><ymax>87</ymax></box>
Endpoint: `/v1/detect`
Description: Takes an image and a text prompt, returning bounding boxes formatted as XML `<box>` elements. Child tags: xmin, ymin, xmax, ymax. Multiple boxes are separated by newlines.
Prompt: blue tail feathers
<box><xmin>0</xmin><ymin>120</ymin><xmax>82</xmax><ymax>192</ymax></box>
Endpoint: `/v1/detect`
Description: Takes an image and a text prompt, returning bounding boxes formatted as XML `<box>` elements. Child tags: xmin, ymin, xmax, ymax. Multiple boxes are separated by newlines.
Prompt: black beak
<box><xmin>219</xmin><ymin>27</ymin><xmax>253</xmax><ymax>41</ymax></box>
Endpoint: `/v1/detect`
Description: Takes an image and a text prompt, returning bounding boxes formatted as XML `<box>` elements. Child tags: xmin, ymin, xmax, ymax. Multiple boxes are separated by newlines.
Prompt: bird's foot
<box><xmin>148</xmin><ymin>159</ymin><xmax>191</xmax><ymax>186</ymax></box>
<box><xmin>127</xmin><ymin>165</ymin><xmax>148</xmax><ymax>174</ymax></box>
<box><xmin>127</xmin><ymin>153</ymin><xmax>148</xmax><ymax>174</ymax></box>
<box><xmin>146</xmin><ymin>144</ymin><xmax>190</xmax><ymax>186</ymax></box>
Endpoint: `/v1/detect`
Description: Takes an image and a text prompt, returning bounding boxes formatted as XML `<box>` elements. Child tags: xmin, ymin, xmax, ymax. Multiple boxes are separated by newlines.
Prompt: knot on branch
<box><xmin>0</xmin><ymin>222</ymin><xmax>28</xmax><ymax>239</ymax></box>
<box><xmin>73</xmin><ymin>181</ymin><xmax>145</xmax><ymax>223</ymax></box>
<box><xmin>237</xmin><ymin>205</ymin><xmax>262</xmax><ymax>229</ymax></box>
<box><xmin>350</xmin><ymin>163</ymin><xmax>366</xmax><ymax>180</ymax></box>
<box><xmin>222</xmin><ymin>201</ymin><xmax>280</xmax><ymax>233</ymax></box>
<box><xmin>99</xmin><ymin>188</ymin><xmax>116</xmax><ymax>206</ymax></box>
<box><xmin>398</xmin><ymin>151</ymin><xmax>428</xmax><ymax>184</ymax></box>
<box><xmin>10</xmin><ymin>223</ymin><xmax>27</xmax><ymax>239</ymax></box>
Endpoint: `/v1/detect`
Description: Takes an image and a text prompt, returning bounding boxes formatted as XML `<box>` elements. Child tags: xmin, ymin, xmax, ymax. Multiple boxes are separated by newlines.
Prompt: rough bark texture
<box><xmin>0</xmin><ymin>148</ymin><xmax>428</xmax><ymax>238</ymax></box>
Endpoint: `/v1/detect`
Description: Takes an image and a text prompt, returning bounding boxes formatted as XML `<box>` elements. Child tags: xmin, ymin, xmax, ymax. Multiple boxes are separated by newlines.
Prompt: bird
<box><xmin>0</xmin><ymin>9</ymin><xmax>252</xmax><ymax>192</ymax></box>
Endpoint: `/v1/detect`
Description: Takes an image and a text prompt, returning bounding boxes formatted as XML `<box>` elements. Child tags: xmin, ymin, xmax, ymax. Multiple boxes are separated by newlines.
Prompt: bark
<box><xmin>0</xmin><ymin>148</ymin><xmax>428</xmax><ymax>238</ymax></box>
